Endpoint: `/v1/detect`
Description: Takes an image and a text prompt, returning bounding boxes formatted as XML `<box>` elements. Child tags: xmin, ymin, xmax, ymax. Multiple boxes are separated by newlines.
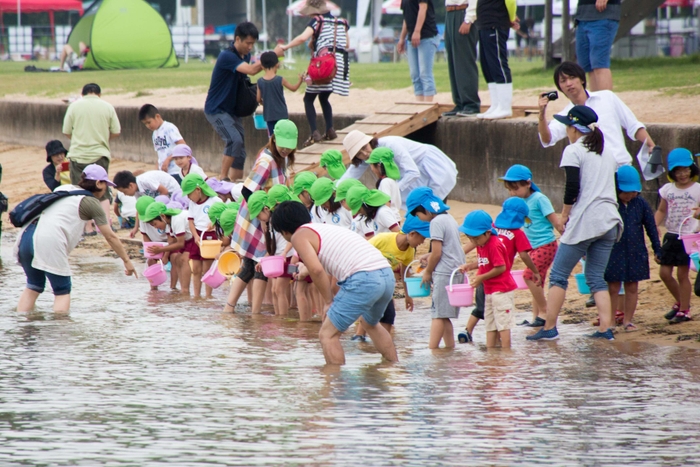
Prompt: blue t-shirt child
<box><xmin>524</xmin><ymin>191</ymin><xmax>556</xmax><ymax>249</ymax></box>
<box><xmin>204</xmin><ymin>48</ymin><xmax>250</xmax><ymax>116</ymax></box>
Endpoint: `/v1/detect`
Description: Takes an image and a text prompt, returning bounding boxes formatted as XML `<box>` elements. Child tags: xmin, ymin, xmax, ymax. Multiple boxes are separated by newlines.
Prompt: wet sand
<box><xmin>1</xmin><ymin>142</ymin><xmax>699</xmax><ymax>350</ymax></box>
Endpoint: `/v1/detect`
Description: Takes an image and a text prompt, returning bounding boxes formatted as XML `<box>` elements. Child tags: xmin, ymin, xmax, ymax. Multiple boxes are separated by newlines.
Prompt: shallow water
<box><xmin>1</xmin><ymin>235</ymin><xmax>700</xmax><ymax>466</ymax></box>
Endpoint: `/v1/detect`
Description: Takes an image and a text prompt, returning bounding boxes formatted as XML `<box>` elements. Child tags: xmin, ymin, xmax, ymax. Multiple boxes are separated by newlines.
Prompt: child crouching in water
<box><xmin>346</xmin><ymin>185</ymin><xmax>401</xmax><ymax>238</ymax></box>
<box><xmin>407</xmin><ymin>187</ymin><xmax>466</xmax><ymax>349</ymax></box>
<box><xmin>459</xmin><ymin>210</ymin><xmax>517</xmax><ymax>349</ymax></box>
<box><xmin>605</xmin><ymin>166</ymin><xmax>661</xmax><ymax>330</ymax></box>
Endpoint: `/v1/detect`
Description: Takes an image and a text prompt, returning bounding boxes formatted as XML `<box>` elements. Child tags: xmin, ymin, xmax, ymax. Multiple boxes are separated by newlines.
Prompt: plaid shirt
<box><xmin>231</xmin><ymin>150</ymin><xmax>287</xmax><ymax>259</ymax></box>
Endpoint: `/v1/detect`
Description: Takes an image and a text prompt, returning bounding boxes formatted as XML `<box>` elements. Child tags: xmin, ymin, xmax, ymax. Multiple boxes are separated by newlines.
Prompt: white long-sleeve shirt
<box><xmin>541</xmin><ymin>90</ymin><xmax>646</xmax><ymax>167</ymax></box>
<box><xmin>444</xmin><ymin>0</ymin><xmax>477</xmax><ymax>24</ymax></box>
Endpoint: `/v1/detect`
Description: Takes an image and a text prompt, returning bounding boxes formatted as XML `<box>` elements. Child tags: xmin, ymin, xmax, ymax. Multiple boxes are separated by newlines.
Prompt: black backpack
<box><xmin>9</xmin><ymin>190</ymin><xmax>94</xmax><ymax>227</ymax></box>
<box><xmin>233</xmin><ymin>72</ymin><xmax>258</xmax><ymax>118</ymax></box>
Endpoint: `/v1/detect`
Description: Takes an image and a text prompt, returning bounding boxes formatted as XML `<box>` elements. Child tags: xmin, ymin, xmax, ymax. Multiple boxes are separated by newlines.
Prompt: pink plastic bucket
<box><xmin>260</xmin><ymin>255</ymin><xmax>285</xmax><ymax>278</ymax></box>
<box><xmin>445</xmin><ymin>269</ymin><xmax>474</xmax><ymax>307</ymax></box>
<box><xmin>678</xmin><ymin>216</ymin><xmax>700</xmax><ymax>254</ymax></box>
<box><xmin>143</xmin><ymin>262</ymin><xmax>167</xmax><ymax>287</ymax></box>
<box><xmin>202</xmin><ymin>261</ymin><xmax>227</xmax><ymax>288</ymax></box>
<box><xmin>143</xmin><ymin>242</ymin><xmax>168</xmax><ymax>259</ymax></box>
<box><xmin>512</xmin><ymin>269</ymin><xmax>528</xmax><ymax>290</ymax></box>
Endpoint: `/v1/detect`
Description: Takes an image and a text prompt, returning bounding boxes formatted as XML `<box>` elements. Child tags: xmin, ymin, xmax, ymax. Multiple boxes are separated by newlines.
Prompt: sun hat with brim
<box><xmin>494</xmin><ymin>197</ymin><xmax>530</xmax><ymax>230</ymax></box>
<box><xmin>320</xmin><ymin>149</ymin><xmax>346</xmax><ymax>180</ymax></box>
<box><xmin>406</xmin><ymin>186</ymin><xmax>449</xmax><ymax>214</ymax></box>
<box><xmin>299</xmin><ymin>0</ymin><xmax>330</xmax><ymax>16</ymax></box>
<box><xmin>207</xmin><ymin>178</ymin><xmax>235</xmax><ymax>195</ymax></box>
<box><xmin>171</xmin><ymin>144</ymin><xmax>192</xmax><ymax>158</ymax></box>
<box><xmin>309</xmin><ymin>177</ymin><xmax>336</xmax><ymax>205</ymax></box>
<box><xmin>143</xmin><ymin>202</ymin><xmax>181</xmax><ymax>223</ymax></box>
<box><xmin>553</xmin><ymin>105</ymin><xmax>599</xmax><ymax>134</ymax></box>
<box><xmin>45</xmin><ymin>140</ymin><xmax>67</xmax><ymax>162</ymax></box>
<box><xmin>274</xmin><ymin>119</ymin><xmax>298</xmax><ymax>150</ymax></box>
<box><xmin>83</xmin><ymin>164</ymin><xmax>116</xmax><ymax>187</ymax></box>
<box><xmin>616</xmin><ymin>165</ymin><xmax>642</xmax><ymax>193</ymax></box>
<box><xmin>667</xmin><ymin>147</ymin><xmax>694</xmax><ymax>171</ymax></box>
<box><xmin>459</xmin><ymin>210</ymin><xmax>497</xmax><ymax>237</ymax></box>
<box><xmin>367</xmin><ymin>147</ymin><xmax>400</xmax><ymax>180</ymax></box>
<box><xmin>181</xmin><ymin>173</ymin><xmax>218</xmax><ymax>197</ymax></box>
<box><xmin>267</xmin><ymin>184</ymin><xmax>300</xmax><ymax>209</ymax></box>
<box><xmin>220</xmin><ymin>207</ymin><xmax>239</xmax><ymax>237</ymax></box>
<box><xmin>346</xmin><ymin>185</ymin><xmax>391</xmax><ymax>216</ymax></box>
<box><xmin>334</xmin><ymin>179</ymin><xmax>364</xmax><ymax>202</ymax></box>
<box><xmin>401</xmin><ymin>214</ymin><xmax>431</xmax><ymax>238</ymax></box>
<box><xmin>136</xmin><ymin>196</ymin><xmax>155</xmax><ymax>217</ymax></box>
<box><xmin>208</xmin><ymin>202</ymin><xmax>229</xmax><ymax>224</ymax></box>
<box><xmin>343</xmin><ymin>130</ymin><xmax>373</xmax><ymax>159</ymax></box>
<box><xmin>293</xmin><ymin>171</ymin><xmax>318</xmax><ymax>196</ymax></box>
<box><xmin>248</xmin><ymin>190</ymin><xmax>270</xmax><ymax>219</ymax></box>
<box><xmin>499</xmin><ymin>164</ymin><xmax>540</xmax><ymax>193</ymax></box>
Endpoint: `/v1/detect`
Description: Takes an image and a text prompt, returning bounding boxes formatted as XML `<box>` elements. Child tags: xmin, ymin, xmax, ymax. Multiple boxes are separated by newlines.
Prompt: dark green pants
<box><xmin>444</xmin><ymin>10</ymin><xmax>481</xmax><ymax>113</ymax></box>
<box><xmin>69</xmin><ymin>156</ymin><xmax>112</xmax><ymax>202</ymax></box>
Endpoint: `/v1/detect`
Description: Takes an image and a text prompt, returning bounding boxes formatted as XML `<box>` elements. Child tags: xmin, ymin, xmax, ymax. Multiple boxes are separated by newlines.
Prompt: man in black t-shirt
<box><xmin>398</xmin><ymin>0</ymin><xmax>440</xmax><ymax>102</ymax></box>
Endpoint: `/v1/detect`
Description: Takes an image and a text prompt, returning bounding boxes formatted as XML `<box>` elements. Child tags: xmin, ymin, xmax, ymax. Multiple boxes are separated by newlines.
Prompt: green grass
<box><xmin>2</xmin><ymin>54</ymin><xmax>700</xmax><ymax>98</ymax></box>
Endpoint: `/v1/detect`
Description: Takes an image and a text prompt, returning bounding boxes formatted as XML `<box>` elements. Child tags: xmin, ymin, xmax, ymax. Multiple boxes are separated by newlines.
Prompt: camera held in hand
<box><xmin>541</xmin><ymin>91</ymin><xmax>559</xmax><ymax>101</ymax></box>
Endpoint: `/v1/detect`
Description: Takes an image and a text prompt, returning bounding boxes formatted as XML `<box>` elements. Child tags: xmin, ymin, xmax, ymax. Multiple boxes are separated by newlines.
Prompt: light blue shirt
<box><xmin>524</xmin><ymin>192</ymin><xmax>557</xmax><ymax>249</ymax></box>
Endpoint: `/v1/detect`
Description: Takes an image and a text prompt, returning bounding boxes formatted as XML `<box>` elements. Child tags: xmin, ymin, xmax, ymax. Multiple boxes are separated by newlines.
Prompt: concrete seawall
<box><xmin>1</xmin><ymin>100</ymin><xmax>698</xmax><ymax>208</ymax></box>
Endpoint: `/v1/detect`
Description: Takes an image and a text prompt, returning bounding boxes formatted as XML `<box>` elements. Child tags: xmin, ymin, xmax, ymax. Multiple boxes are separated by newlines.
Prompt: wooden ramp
<box><xmin>293</xmin><ymin>102</ymin><xmax>442</xmax><ymax>175</ymax></box>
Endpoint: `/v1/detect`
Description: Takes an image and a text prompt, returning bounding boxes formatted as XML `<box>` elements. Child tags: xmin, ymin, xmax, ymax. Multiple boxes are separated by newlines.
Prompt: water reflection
<box><xmin>1</xmin><ymin>239</ymin><xmax>700</xmax><ymax>465</ymax></box>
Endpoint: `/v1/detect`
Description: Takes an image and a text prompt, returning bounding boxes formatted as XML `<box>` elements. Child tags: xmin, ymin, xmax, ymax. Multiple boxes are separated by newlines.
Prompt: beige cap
<box><xmin>300</xmin><ymin>0</ymin><xmax>330</xmax><ymax>16</ymax></box>
<box><xmin>342</xmin><ymin>130</ymin><xmax>373</xmax><ymax>159</ymax></box>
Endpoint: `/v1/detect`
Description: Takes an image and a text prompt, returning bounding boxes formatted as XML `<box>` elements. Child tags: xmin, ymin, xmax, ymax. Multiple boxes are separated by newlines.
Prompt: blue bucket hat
<box><xmin>459</xmin><ymin>210</ymin><xmax>497</xmax><ymax>237</ymax></box>
<box><xmin>494</xmin><ymin>197</ymin><xmax>530</xmax><ymax>230</ymax></box>
<box><xmin>616</xmin><ymin>165</ymin><xmax>642</xmax><ymax>193</ymax></box>
<box><xmin>406</xmin><ymin>187</ymin><xmax>450</xmax><ymax>214</ymax></box>
<box><xmin>401</xmin><ymin>214</ymin><xmax>431</xmax><ymax>238</ymax></box>
<box><xmin>667</xmin><ymin>148</ymin><xmax>694</xmax><ymax>171</ymax></box>
<box><xmin>499</xmin><ymin>164</ymin><xmax>540</xmax><ymax>193</ymax></box>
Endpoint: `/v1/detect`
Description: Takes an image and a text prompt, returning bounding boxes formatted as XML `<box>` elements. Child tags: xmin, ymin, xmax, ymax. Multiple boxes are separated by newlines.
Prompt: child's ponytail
<box><xmin>582</xmin><ymin>126</ymin><xmax>605</xmax><ymax>156</ymax></box>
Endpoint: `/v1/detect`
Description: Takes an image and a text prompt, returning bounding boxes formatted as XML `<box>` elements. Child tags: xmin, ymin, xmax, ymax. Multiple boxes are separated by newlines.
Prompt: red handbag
<box><xmin>307</xmin><ymin>19</ymin><xmax>339</xmax><ymax>85</ymax></box>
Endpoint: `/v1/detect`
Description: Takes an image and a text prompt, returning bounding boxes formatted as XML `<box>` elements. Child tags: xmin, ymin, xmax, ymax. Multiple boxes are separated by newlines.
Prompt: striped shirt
<box><xmin>307</xmin><ymin>14</ymin><xmax>350</xmax><ymax>96</ymax></box>
<box><xmin>299</xmin><ymin>223</ymin><xmax>390</xmax><ymax>282</ymax></box>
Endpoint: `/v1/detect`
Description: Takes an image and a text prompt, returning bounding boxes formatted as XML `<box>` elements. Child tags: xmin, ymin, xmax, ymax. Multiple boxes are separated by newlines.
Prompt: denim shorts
<box><xmin>328</xmin><ymin>268</ymin><xmax>395</xmax><ymax>332</ymax></box>
<box><xmin>18</xmin><ymin>222</ymin><xmax>72</xmax><ymax>295</ymax></box>
<box><xmin>576</xmin><ymin>19</ymin><xmax>619</xmax><ymax>72</ymax></box>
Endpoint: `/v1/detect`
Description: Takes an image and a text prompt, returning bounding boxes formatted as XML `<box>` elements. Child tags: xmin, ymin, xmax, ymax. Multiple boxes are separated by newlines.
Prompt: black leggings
<box><xmin>304</xmin><ymin>91</ymin><xmax>333</xmax><ymax>133</ymax></box>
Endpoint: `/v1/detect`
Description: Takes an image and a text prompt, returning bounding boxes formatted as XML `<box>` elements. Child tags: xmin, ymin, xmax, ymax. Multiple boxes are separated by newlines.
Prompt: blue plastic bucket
<box><xmin>691</xmin><ymin>252</ymin><xmax>700</xmax><ymax>272</ymax></box>
<box><xmin>254</xmin><ymin>114</ymin><xmax>267</xmax><ymax>131</ymax></box>
<box><xmin>405</xmin><ymin>277</ymin><xmax>430</xmax><ymax>298</ymax></box>
<box><xmin>575</xmin><ymin>273</ymin><xmax>590</xmax><ymax>295</ymax></box>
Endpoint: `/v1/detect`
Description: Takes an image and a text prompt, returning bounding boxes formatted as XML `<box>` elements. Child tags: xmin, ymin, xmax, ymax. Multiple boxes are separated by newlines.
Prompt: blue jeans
<box><xmin>18</xmin><ymin>222</ymin><xmax>72</xmax><ymax>295</ymax></box>
<box><xmin>576</xmin><ymin>19</ymin><xmax>619</xmax><ymax>72</ymax></box>
<box><xmin>328</xmin><ymin>268</ymin><xmax>395</xmax><ymax>332</ymax></box>
<box><xmin>549</xmin><ymin>226</ymin><xmax>618</xmax><ymax>294</ymax></box>
<box><xmin>406</xmin><ymin>36</ymin><xmax>439</xmax><ymax>96</ymax></box>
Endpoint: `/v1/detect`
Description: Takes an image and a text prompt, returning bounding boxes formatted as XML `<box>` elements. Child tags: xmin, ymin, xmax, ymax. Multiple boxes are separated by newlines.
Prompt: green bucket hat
<box><xmin>208</xmin><ymin>202</ymin><xmax>229</xmax><ymax>224</ymax></box>
<box><xmin>219</xmin><ymin>207</ymin><xmax>238</xmax><ymax>237</ymax></box>
<box><xmin>308</xmin><ymin>177</ymin><xmax>336</xmax><ymax>205</ymax></box>
<box><xmin>334</xmin><ymin>179</ymin><xmax>364</xmax><ymax>202</ymax></box>
<box><xmin>247</xmin><ymin>190</ymin><xmax>269</xmax><ymax>219</ymax></box>
<box><xmin>267</xmin><ymin>184</ymin><xmax>300</xmax><ymax>209</ymax></box>
<box><xmin>367</xmin><ymin>147</ymin><xmax>400</xmax><ymax>180</ymax></box>
<box><xmin>181</xmin><ymin>173</ymin><xmax>218</xmax><ymax>197</ymax></box>
<box><xmin>136</xmin><ymin>196</ymin><xmax>155</xmax><ymax>217</ymax></box>
<box><xmin>346</xmin><ymin>185</ymin><xmax>391</xmax><ymax>216</ymax></box>
<box><xmin>293</xmin><ymin>171</ymin><xmax>318</xmax><ymax>196</ymax></box>
<box><xmin>274</xmin><ymin>119</ymin><xmax>298</xmax><ymax>150</ymax></box>
<box><xmin>319</xmin><ymin>149</ymin><xmax>346</xmax><ymax>180</ymax></box>
<box><xmin>142</xmin><ymin>201</ymin><xmax>181</xmax><ymax>223</ymax></box>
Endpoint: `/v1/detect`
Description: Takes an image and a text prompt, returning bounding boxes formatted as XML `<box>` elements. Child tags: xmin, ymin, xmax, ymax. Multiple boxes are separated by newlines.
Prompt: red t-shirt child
<box><xmin>497</xmin><ymin>228</ymin><xmax>532</xmax><ymax>269</ymax></box>
<box><xmin>477</xmin><ymin>234</ymin><xmax>517</xmax><ymax>295</ymax></box>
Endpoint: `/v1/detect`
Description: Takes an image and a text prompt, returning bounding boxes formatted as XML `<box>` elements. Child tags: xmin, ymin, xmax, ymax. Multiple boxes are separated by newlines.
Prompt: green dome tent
<box><xmin>68</xmin><ymin>0</ymin><xmax>178</xmax><ymax>70</ymax></box>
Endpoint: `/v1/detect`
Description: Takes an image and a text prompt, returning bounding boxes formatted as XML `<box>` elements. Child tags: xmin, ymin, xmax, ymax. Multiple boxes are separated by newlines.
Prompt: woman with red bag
<box><xmin>275</xmin><ymin>0</ymin><xmax>350</xmax><ymax>147</ymax></box>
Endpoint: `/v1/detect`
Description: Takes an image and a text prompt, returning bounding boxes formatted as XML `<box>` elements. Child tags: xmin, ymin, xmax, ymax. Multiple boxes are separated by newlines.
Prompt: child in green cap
<box><xmin>319</xmin><ymin>150</ymin><xmax>347</xmax><ymax>181</ymax></box>
<box><xmin>143</xmin><ymin>201</ymin><xmax>194</xmax><ymax>296</ymax></box>
<box><xmin>309</xmin><ymin>177</ymin><xmax>352</xmax><ymax>228</ymax></box>
<box><xmin>345</xmin><ymin>185</ymin><xmax>400</xmax><ymax>238</ymax></box>
<box><xmin>135</xmin><ymin>196</ymin><xmax>172</xmax><ymax>290</ymax></box>
<box><xmin>334</xmin><ymin>178</ymin><xmax>373</xmax><ymax>237</ymax></box>
<box><xmin>293</xmin><ymin>171</ymin><xmax>323</xmax><ymax>223</ymax></box>
<box><xmin>367</xmin><ymin>147</ymin><xmax>401</xmax><ymax>219</ymax></box>
<box><xmin>181</xmin><ymin>173</ymin><xmax>225</xmax><ymax>298</ymax></box>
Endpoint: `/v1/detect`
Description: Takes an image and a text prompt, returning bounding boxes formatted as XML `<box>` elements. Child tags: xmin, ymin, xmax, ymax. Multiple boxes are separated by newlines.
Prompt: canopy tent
<box><xmin>381</xmin><ymin>0</ymin><xmax>401</xmax><ymax>15</ymax></box>
<box><xmin>286</xmin><ymin>0</ymin><xmax>341</xmax><ymax>16</ymax></box>
<box><xmin>68</xmin><ymin>0</ymin><xmax>178</xmax><ymax>70</ymax></box>
<box><xmin>0</xmin><ymin>0</ymin><xmax>83</xmax><ymax>13</ymax></box>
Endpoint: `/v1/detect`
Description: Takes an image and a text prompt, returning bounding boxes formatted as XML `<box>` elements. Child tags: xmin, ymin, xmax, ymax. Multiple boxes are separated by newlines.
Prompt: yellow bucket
<box><xmin>218</xmin><ymin>251</ymin><xmax>241</xmax><ymax>276</ymax></box>
<box><xmin>199</xmin><ymin>240</ymin><xmax>222</xmax><ymax>259</ymax></box>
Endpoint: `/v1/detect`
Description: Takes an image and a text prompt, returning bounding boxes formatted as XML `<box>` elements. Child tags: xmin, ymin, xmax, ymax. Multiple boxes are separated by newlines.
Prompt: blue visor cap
<box><xmin>406</xmin><ymin>186</ymin><xmax>450</xmax><ymax>214</ymax></box>
<box><xmin>401</xmin><ymin>214</ymin><xmax>431</xmax><ymax>238</ymax></box>
<box><xmin>616</xmin><ymin>165</ymin><xmax>642</xmax><ymax>192</ymax></box>
<box><xmin>499</xmin><ymin>164</ymin><xmax>540</xmax><ymax>193</ymax></box>
<box><xmin>459</xmin><ymin>210</ymin><xmax>497</xmax><ymax>237</ymax></box>
<box><xmin>494</xmin><ymin>197</ymin><xmax>530</xmax><ymax>230</ymax></box>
